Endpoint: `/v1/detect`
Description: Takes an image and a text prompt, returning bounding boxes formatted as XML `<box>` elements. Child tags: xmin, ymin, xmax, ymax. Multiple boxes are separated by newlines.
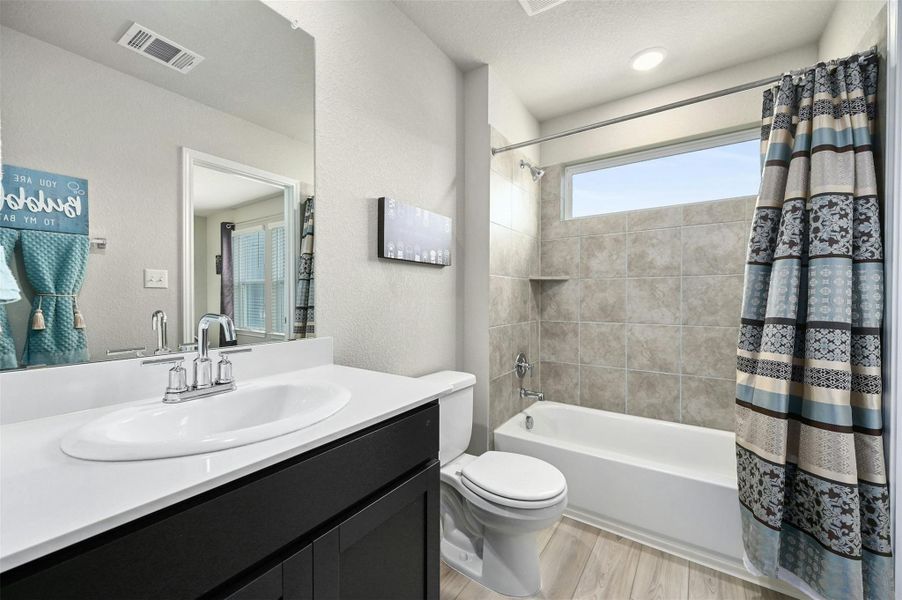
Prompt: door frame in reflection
<box><xmin>181</xmin><ymin>148</ymin><xmax>301</xmax><ymax>347</ymax></box>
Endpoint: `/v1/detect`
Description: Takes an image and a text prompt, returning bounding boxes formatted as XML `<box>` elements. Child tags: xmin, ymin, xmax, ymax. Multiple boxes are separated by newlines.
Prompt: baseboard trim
<box><xmin>563</xmin><ymin>508</ymin><xmax>804</xmax><ymax>599</ymax></box>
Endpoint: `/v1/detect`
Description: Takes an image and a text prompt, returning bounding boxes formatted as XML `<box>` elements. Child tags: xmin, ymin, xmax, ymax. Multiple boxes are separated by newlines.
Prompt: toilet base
<box><xmin>441</xmin><ymin>529</ymin><xmax>542</xmax><ymax>597</ymax></box>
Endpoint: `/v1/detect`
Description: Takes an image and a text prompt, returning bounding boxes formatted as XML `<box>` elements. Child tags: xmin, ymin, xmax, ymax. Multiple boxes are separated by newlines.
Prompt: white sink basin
<box><xmin>60</xmin><ymin>380</ymin><xmax>351</xmax><ymax>461</ymax></box>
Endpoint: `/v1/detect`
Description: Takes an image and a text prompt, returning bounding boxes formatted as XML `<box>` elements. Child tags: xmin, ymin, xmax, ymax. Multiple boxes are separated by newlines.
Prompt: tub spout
<box><xmin>520</xmin><ymin>387</ymin><xmax>544</xmax><ymax>402</ymax></box>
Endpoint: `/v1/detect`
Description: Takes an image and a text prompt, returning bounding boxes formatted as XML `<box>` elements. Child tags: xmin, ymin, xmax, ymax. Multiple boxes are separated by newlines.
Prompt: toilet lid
<box><xmin>461</xmin><ymin>451</ymin><xmax>566</xmax><ymax>504</ymax></box>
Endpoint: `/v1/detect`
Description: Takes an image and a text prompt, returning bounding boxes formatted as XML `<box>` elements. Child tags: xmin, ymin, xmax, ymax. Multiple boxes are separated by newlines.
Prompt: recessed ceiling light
<box><xmin>630</xmin><ymin>47</ymin><xmax>667</xmax><ymax>71</ymax></box>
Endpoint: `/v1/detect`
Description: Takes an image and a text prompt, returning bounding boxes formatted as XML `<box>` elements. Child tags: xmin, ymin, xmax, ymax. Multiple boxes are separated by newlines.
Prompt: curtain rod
<box><xmin>491</xmin><ymin>46</ymin><xmax>878</xmax><ymax>156</ymax></box>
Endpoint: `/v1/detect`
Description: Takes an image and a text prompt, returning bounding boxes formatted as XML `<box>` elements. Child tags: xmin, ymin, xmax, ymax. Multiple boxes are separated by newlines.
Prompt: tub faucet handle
<box><xmin>514</xmin><ymin>352</ymin><xmax>533</xmax><ymax>379</ymax></box>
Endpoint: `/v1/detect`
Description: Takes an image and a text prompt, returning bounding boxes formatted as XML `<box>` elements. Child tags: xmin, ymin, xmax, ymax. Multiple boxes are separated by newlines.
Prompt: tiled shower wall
<box><xmin>537</xmin><ymin>163</ymin><xmax>755</xmax><ymax>431</ymax></box>
<box><xmin>488</xmin><ymin>128</ymin><xmax>541</xmax><ymax>437</ymax></box>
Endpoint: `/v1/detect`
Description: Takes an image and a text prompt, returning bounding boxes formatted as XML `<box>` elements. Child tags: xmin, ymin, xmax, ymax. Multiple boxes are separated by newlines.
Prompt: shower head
<box><xmin>519</xmin><ymin>159</ymin><xmax>545</xmax><ymax>181</ymax></box>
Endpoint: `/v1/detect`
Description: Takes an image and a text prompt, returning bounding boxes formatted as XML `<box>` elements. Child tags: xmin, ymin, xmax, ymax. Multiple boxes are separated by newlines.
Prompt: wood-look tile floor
<box><xmin>441</xmin><ymin>517</ymin><xmax>793</xmax><ymax>600</ymax></box>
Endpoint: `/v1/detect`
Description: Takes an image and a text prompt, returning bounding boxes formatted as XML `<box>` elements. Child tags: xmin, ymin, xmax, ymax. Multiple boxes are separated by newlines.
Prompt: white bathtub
<box><xmin>494</xmin><ymin>402</ymin><xmax>792</xmax><ymax>592</ymax></box>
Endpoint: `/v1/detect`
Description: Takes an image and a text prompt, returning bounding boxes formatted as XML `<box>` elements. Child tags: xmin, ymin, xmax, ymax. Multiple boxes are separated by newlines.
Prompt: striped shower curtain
<box><xmin>294</xmin><ymin>196</ymin><xmax>314</xmax><ymax>338</ymax></box>
<box><xmin>735</xmin><ymin>55</ymin><xmax>891</xmax><ymax>599</ymax></box>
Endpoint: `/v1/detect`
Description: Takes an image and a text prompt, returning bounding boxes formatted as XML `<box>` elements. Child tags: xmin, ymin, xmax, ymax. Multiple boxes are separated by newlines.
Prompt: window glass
<box><xmin>233</xmin><ymin>229</ymin><xmax>266</xmax><ymax>332</ymax></box>
<box><xmin>568</xmin><ymin>138</ymin><xmax>760</xmax><ymax>218</ymax></box>
<box><xmin>271</xmin><ymin>225</ymin><xmax>285</xmax><ymax>332</ymax></box>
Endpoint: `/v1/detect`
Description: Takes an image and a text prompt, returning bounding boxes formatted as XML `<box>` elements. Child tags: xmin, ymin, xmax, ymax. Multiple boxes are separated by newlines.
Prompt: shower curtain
<box><xmin>219</xmin><ymin>222</ymin><xmax>237</xmax><ymax>346</ymax></box>
<box><xmin>294</xmin><ymin>196</ymin><xmax>314</xmax><ymax>338</ymax></box>
<box><xmin>735</xmin><ymin>55</ymin><xmax>891</xmax><ymax>600</ymax></box>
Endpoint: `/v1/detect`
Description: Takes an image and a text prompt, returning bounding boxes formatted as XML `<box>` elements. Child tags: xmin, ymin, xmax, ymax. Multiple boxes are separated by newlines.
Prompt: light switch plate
<box><xmin>144</xmin><ymin>268</ymin><xmax>168</xmax><ymax>289</ymax></box>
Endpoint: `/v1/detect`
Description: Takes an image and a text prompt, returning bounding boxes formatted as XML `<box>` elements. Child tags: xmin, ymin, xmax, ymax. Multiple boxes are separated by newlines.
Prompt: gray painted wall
<box><xmin>267</xmin><ymin>1</ymin><xmax>464</xmax><ymax>376</ymax></box>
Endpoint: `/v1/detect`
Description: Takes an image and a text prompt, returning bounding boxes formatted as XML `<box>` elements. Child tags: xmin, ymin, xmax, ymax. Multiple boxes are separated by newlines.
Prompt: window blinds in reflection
<box><xmin>231</xmin><ymin>222</ymin><xmax>285</xmax><ymax>336</ymax></box>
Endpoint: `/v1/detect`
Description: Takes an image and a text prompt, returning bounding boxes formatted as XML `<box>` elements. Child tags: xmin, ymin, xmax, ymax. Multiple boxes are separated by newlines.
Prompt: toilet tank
<box><xmin>418</xmin><ymin>371</ymin><xmax>476</xmax><ymax>465</ymax></box>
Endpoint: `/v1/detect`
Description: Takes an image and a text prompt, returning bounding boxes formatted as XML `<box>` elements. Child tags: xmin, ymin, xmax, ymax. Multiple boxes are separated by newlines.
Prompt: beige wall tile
<box><xmin>511</xmin><ymin>231</ymin><xmax>538</xmax><ymax>278</ymax></box>
<box><xmin>681</xmin><ymin>376</ymin><xmax>736</xmax><ymax>431</ymax></box>
<box><xmin>541</xmin><ymin>280</ymin><xmax>580</xmax><ymax>321</ymax></box>
<box><xmin>542</xmin><ymin>237</ymin><xmax>580</xmax><ymax>277</ymax></box>
<box><xmin>541</xmin><ymin>321</ymin><xmax>579</xmax><ymax>363</ymax></box>
<box><xmin>682</xmin><ymin>326</ymin><xmax>739</xmax><ymax>379</ymax></box>
<box><xmin>490</xmin><ymin>171</ymin><xmax>512</xmax><ymax>228</ymax></box>
<box><xmin>627</xmin><ymin>206</ymin><xmax>681</xmax><ymax>231</ymax></box>
<box><xmin>512</xmin><ymin>183</ymin><xmax>539</xmax><ymax>236</ymax></box>
<box><xmin>513</xmin><ymin>150</ymin><xmax>536</xmax><ymax>190</ymax></box>
<box><xmin>541</xmin><ymin>166</ymin><xmax>578</xmax><ymax>240</ymax></box>
<box><xmin>682</xmin><ymin>221</ymin><xmax>749</xmax><ymax>275</ymax></box>
<box><xmin>627</xmin><ymin>324</ymin><xmax>680</xmax><ymax>373</ymax></box>
<box><xmin>528</xmin><ymin>280</ymin><xmax>541</xmax><ymax>321</ymax></box>
<box><xmin>627</xmin><ymin>228</ymin><xmax>681</xmax><ymax>277</ymax></box>
<box><xmin>682</xmin><ymin>275</ymin><xmax>743</xmax><ymax>327</ymax></box>
<box><xmin>682</xmin><ymin>196</ymin><xmax>754</xmax><ymax>226</ymax></box>
<box><xmin>579</xmin><ymin>212</ymin><xmax>626</xmax><ymax>236</ymax></box>
<box><xmin>581</xmin><ymin>278</ymin><xmax>626</xmax><ymax>322</ymax></box>
<box><xmin>489</xmin><ymin>325</ymin><xmax>512</xmax><ymax>380</ymax></box>
<box><xmin>580</xmin><ymin>322</ymin><xmax>626</xmax><ymax>367</ymax></box>
<box><xmin>489</xmin><ymin>223</ymin><xmax>511</xmax><ymax>276</ymax></box>
<box><xmin>489</xmin><ymin>275</ymin><xmax>512</xmax><ymax>327</ymax></box>
<box><xmin>490</xmin><ymin>128</ymin><xmax>513</xmax><ymax>180</ymax></box>
<box><xmin>626</xmin><ymin>277</ymin><xmax>680</xmax><ymax>324</ymax></box>
<box><xmin>580</xmin><ymin>366</ymin><xmax>626</xmax><ymax>412</ymax></box>
<box><xmin>529</xmin><ymin>320</ymin><xmax>541</xmax><ymax>387</ymax></box>
<box><xmin>511</xmin><ymin>321</ymin><xmax>531</xmax><ymax>364</ymax></box>
<box><xmin>511</xmin><ymin>277</ymin><xmax>531</xmax><ymax>324</ymax></box>
<box><xmin>489</xmin><ymin>372</ymin><xmax>514</xmax><ymax>434</ymax></box>
<box><xmin>626</xmin><ymin>371</ymin><xmax>680</xmax><ymax>422</ymax></box>
<box><xmin>540</xmin><ymin>361</ymin><xmax>580</xmax><ymax>404</ymax></box>
<box><xmin>580</xmin><ymin>233</ymin><xmax>627</xmax><ymax>278</ymax></box>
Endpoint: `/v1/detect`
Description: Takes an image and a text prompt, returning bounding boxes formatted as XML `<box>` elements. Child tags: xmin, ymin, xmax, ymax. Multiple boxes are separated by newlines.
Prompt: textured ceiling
<box><xmin>0</xmin><ymin>0</ymin><xmax>314</xmax><ymax>142</ymax></box>
<box><xmin>395</xmin><ymin>0</ymin><xmax>841</xmax><ymax>121</ymax></box>
<box><xmin>192</xmin><ymin>166</ymin><xmax>282</xmax><ymax>216</ymax></box>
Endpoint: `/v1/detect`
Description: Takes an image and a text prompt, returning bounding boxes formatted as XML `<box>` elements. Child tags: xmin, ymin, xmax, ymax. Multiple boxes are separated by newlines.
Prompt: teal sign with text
<box><xmin>1</xmin><ymin>164</ymin><xmax>89</xmax><ymax>234</ymax></box>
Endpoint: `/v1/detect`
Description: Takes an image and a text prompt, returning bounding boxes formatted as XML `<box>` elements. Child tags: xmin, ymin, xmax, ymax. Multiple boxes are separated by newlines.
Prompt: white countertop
<box><xmin>0</xmin><ymin>363</ymin><xmax>450</xmax><ymax>572</ymax></box>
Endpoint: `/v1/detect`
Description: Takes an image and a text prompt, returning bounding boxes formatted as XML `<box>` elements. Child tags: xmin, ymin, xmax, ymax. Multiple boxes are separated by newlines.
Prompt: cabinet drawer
<box><xmin>1</xmin><ymin>402</ymin><xmax>439</xmax><ymax>599</ymax></box>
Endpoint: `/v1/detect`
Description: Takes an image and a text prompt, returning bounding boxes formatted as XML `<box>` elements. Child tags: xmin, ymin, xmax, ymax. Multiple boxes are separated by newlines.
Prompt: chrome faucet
<box><xmin>194</xmin><ymin>313</ymin><xmax>236</xmax><ymax>389</ymax></box>
<box><xmin>514</xmin><ymin>352</ymin><xmax>544</xmax><ymax>402</ymax></box>
<box><xmin>151</xmin><ymin>310</ymin><xmax>170</xmax><ymax>355</ymax></box>
<box><xmin>520</xmin><ymin>388</ymin><xmax>544</xmax><ymax>402</ymax></box>
<box><xmin>142</xmin><ymin>313</ymin><xmax>248</xmax><ymax>403</ymax></box>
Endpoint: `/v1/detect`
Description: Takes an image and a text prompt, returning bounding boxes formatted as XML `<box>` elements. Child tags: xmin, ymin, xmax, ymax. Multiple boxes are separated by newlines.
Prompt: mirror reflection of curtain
<box><xmin>0</xmin><ymin>228</ymin><xmax>20</xmax><ymax>369</ymax></box>
<box><xmin>219</xmin><ymin>222</ymin><xmax>237</xmax><ymax>346</ymax></box>
<box><xmin>20</xmin><ymin>231</ymin><xmax>89</xmax><ymax>366</ymax></box>
<box><xmin>294</xmin><ymin>196</ymin><xmax>314</xmax><ymax>338</ymax></box>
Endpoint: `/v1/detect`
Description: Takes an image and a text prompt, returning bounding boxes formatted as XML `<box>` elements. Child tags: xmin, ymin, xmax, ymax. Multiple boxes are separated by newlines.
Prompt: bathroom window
<box><xmin>563</xmin><ymin>130</ymin><xmax>760</xmax><ymax>219</ymax></box>
<box><xmin>232</xmin><ymin>221</ymin><xmax>285</xmax><ymax>336</ymax></box>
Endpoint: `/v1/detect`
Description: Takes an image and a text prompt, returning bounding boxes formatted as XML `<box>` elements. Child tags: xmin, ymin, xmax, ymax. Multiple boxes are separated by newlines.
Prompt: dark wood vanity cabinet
<box><xmin>1</xmin><ymin>402</ymin><xmax>440</xmax><ymax>600</ymax></box>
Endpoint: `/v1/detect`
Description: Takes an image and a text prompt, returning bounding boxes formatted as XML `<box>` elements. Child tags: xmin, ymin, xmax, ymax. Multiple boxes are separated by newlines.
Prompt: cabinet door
<box><xmin>313</xmin><ymin>461</ymin><xmax>439</xmax><ymax>600</ymax></box>
<box><xmin>224</xmin><ymin>564</ymin><xmax>282</xmax><ymax>600</ymax></box>
<box><xmin>283</xmin><ymin>545</ymin><xmax>313</xmax><ymax>600</ymax></box>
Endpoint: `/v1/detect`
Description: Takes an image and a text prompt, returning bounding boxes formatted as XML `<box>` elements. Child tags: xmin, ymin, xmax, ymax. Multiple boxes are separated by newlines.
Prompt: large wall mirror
<box><xmin>0</xmin><ymin>1</ymin><xmax>315</xmax><ymax>370</ymax></box>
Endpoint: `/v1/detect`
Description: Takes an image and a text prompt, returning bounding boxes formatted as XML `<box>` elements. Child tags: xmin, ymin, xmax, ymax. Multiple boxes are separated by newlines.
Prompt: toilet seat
<box><xmin>459</xmin><ymin>451</ymin><xmax>567</xmax><ymax>510</ymax></box>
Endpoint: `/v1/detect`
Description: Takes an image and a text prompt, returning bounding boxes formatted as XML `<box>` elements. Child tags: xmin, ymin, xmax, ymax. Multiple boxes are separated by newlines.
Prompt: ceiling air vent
<box><xmin>518</xmin><ymin>0</ymin><xmax>569</xmax><ymax>16</ymax></box>
<box><xmin>116</xmin><ymin>22</ymin><xmax>204</xmax><ymax>74</ymax></box>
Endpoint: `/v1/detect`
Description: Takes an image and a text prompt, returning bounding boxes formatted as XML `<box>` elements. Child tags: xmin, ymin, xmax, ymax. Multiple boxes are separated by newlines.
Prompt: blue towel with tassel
<box><xmin>20</xmin><ymin>231</ymin><xmax>90</xmax><ymax>366</ymax></box>
<box><xmin>0</xmin><ymin>228</ymin><xmax>19</xmax><ymax>369</ymax></box>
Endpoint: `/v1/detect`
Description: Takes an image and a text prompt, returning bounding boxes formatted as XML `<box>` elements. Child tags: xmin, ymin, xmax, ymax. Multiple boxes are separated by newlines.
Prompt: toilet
<box><xmin>419</xmin><ymin>371</ymin><xmax>567</xmax><ymax>597</ymax></box>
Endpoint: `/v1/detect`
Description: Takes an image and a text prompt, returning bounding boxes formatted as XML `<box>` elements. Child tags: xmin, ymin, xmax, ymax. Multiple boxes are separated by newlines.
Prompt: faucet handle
<box><xmin>216</xmin><ymin>354</ymin><xmax>234</xmax><ymax>385</ymax></box>
<box><xmin>166</xmin><ymin>361</ymin><xmax>189</xmax><ymax>394</ymax></box>
<box><xmin>142</xmin><ymin>357</ymin><xmax>188</xmax><ymax>399</ymax></box>
<box><xmin>514</xmin><ymin>352</ymin><xmax>533</xmax><ymax>379</ymax></box>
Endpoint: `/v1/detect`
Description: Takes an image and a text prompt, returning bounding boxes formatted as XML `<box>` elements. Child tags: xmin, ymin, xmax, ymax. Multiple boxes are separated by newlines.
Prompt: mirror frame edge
<box><xmin>180</xmin><ymin>147</ymin><xmax>302</xmax><ymax>347</ymax></box>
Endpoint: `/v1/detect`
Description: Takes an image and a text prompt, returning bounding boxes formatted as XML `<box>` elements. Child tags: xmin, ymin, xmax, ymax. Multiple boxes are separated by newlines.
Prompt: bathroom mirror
<box><xmin>0</xmin><ymin>0</ymin><xmax>315</xmax><ymax>370</ymax></box>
